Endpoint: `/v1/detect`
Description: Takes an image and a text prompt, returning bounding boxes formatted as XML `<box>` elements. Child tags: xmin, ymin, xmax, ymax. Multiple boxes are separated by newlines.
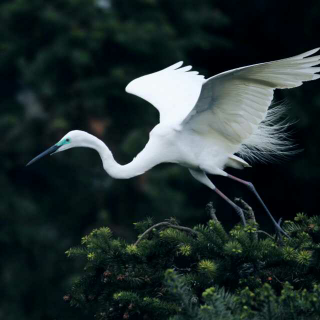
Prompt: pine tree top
<box><xmin>65</xmin><ymin>203</ymin><xmax>320</xmax><ymax>319</ymax></box>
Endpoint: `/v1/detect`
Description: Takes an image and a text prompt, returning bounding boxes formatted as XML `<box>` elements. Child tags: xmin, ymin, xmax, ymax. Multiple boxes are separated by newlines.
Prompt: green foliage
<box><xmin>66</xmin><ymin>213</ymin><xmax>320</xmax><ymax>319</ymax></box>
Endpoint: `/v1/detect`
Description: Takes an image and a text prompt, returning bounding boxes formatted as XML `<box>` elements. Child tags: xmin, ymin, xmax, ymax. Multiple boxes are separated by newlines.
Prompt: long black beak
<box><xmin>26</xmin><ymin>145</ymin><xmax>60</xmax><ymax>166</ymax></box>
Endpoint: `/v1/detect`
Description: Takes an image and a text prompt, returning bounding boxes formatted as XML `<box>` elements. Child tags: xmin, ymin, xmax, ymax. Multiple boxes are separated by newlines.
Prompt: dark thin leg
<box><xmin>214</xmin><ymin>187</ymin><xmax>247</xmax><ymax>226</ymax></box>
<box><xmin>227</xmin><ymin>174</ymin><xmax>289</xmax><ymax>238</ymax></box>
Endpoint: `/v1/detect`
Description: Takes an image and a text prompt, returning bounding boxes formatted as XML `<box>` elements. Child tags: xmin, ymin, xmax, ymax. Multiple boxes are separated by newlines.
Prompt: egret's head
<box><xmin>27</xmin><ymin>130</ymin><xmax>91</xmax><ymax>166</ymax></box>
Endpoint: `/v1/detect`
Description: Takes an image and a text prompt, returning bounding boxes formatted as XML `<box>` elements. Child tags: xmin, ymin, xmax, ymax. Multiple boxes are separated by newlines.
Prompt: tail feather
<box><xmin>237</xmin><ymin>102</ymin><xmax>299</xmax><ymax>163</ymax></box>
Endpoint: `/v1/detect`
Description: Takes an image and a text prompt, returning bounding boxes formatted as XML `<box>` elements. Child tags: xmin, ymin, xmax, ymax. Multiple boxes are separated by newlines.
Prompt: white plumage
<box><xmin>125</xmin><ymin>61</ymin><xmax>205</xmax><ymax>124</ymax></box>
<box><xmin>127</xmin><ymin>47</ymin><xmax>320</xmax><ymax>167</ymax></box>
<box><xmin>28</xmin><ymin>48</ymin><xmax>320</xmax><ymax>236</ymax></box>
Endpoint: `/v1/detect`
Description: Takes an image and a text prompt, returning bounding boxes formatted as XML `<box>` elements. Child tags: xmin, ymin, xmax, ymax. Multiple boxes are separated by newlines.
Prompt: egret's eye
<box><xmin>66</xmin><ymin>138</ymin><xmax>70</xmax><ymax>142</ymax></box>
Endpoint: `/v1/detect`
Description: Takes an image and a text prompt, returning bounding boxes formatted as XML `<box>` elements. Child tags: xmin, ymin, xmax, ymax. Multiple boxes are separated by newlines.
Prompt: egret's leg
<box><xmin>227</xmin><ymin>174</ymin><xmax>289</xmax><ymax>237</ymax></box>
<box><xmin>214</xmin><ymin>188</ymin><xmax>247</xmax><ymax>226</ymax></box>
<box><xmin>189</xmin><ymin>169</ymin><xmax>246</xmax><ymax>226</ymax></box>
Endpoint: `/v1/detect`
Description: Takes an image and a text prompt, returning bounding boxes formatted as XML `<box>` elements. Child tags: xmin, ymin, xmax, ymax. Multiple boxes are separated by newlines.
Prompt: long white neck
<box><xmin>82</xmin><ymin>133</ymin><xmax>158</xmax><ymax>179</ymax></box>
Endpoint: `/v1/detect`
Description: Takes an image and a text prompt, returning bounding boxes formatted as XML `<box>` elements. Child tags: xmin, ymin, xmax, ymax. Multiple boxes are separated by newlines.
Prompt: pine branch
<box><xmin>65</xmin><ymin>207</ymin><xmax>320</xmax><ymax>319</ymax></box>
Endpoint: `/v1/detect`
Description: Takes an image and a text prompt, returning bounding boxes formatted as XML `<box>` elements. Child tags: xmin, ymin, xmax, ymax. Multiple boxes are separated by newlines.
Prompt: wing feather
<box><xmin>125</xmin><ymin>62</ymin><xmax>205</xmax><ymax>124</ymax></box>
<box><xmin>182</xmin><ymin>48</ymin><xmax>320</xmax><ymax>145</ymax></box>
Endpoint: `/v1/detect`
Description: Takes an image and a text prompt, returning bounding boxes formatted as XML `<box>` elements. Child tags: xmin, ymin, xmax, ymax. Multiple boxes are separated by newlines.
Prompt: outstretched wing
<box><xmin>182</xmin><ymin>48</ymin><xmax>320</xmax><ymax>144</ymax></box>
<box><xmin>125</xmin><ymin>62</ymin><xmax>205</xmax><ymax>124</ymax></box>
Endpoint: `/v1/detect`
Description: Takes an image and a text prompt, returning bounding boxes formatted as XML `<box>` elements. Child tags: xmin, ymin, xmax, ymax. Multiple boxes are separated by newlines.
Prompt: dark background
<box><xmin>1</xmin><ymin>0</ymin><xmax>319</xmax><ymax>319</ymax></box>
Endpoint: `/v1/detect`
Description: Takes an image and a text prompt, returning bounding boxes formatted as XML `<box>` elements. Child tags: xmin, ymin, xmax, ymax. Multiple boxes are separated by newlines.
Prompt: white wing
<box><xmin>182</xmin><ymin>48</ymin><xmax>320</xmax><ymax>144</ymax></box>
<box><xmin>125</xmin><ymin>62</ymin><xmax>205</xmax><ymax>124</ymax></box>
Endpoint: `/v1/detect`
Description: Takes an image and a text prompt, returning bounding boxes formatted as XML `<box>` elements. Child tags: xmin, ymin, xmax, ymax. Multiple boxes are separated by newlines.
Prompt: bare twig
<box><xmin>206</xmin><ymin>202</ymin><xmax>219</xmax><ymax>223</ymax></box>
<box><xmin>134</xmin><ymin>222</ymin><xmax>198</xmax><ymax>246</ymax></box>
<box><xmin>256</xmin><ymin>230</ymin><xmax>274</xmax><ymax>240</ymax></box>
<box><xmin>272</xmin><ymin>274</ymin><xmax>284</xmax><ymax>285</ymax></box>
<box><xmin>235</xmin><ymin>198</ymin><xmax>256</xmax><ymax>223</ymax></box>
<box><xmin>235</xmin><ymin>198</ymin><xmax>259</xmax><ymax>240</ymax></box>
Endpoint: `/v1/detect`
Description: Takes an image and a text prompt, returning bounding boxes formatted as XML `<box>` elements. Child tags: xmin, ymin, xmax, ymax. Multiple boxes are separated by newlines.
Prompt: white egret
<box><xmin>27</xmin><ymin>48</ymin><xmax>320</xmax><ymax>236</ymax></box>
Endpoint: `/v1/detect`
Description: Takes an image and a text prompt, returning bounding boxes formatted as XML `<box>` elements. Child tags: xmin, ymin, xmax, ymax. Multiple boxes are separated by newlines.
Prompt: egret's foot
<box><xmin>226</xmin><ymin>175</ymin><xmax>291</xmax><ymax>239</ymax></box>
<box><xmin>274</xmin><ymin>218</ymin><xmax>290</xmax><ymax>239</ymax></box>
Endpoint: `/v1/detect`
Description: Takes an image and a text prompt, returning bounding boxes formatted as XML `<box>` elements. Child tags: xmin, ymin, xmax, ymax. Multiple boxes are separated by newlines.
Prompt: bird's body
<box><xmin>28</xmin><ymin>48</ymin><xmax>320</xmax><ymax>236</ymax></box>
